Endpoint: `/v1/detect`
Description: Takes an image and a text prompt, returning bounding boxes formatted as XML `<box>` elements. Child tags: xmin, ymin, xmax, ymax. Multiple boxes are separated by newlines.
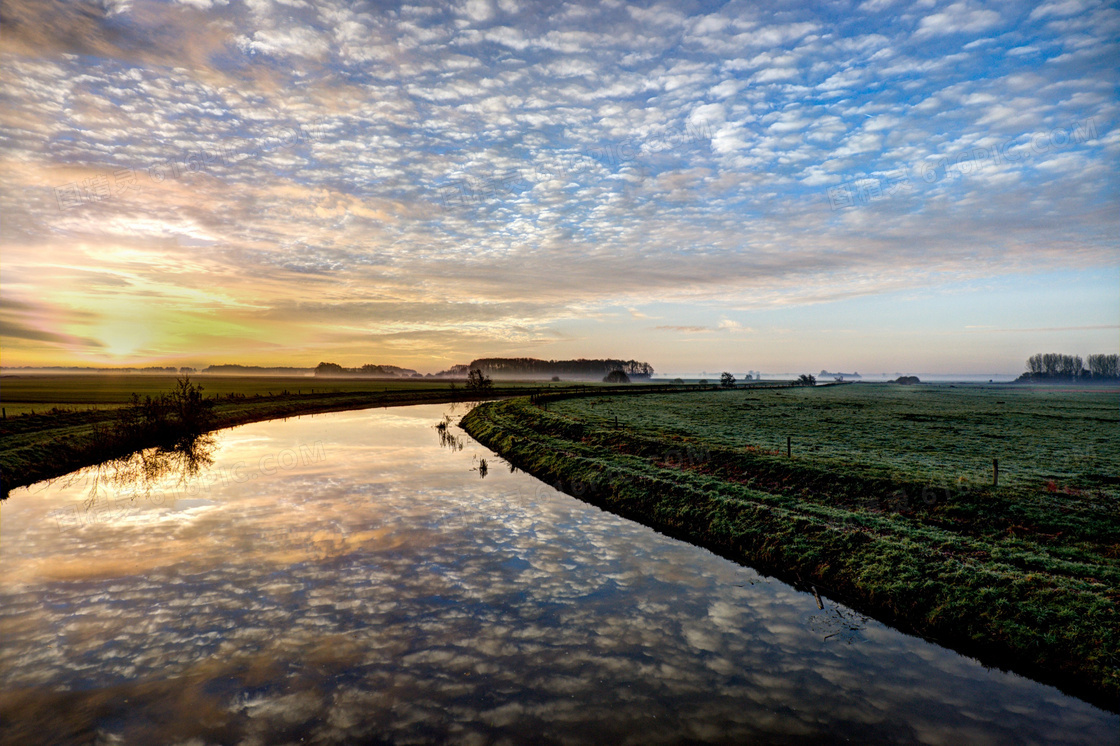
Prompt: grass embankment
<box><xmin>0</xmin><ymin>376</ymin><xmax>578</xmax><ymax>496</ymax></box>
<box><xmin>460</xmin><ymin>386</ymin><xmax>1120</xmax><ymax>711</ymax></box>
<box><xmin>0</xmin><ymin>375</ymin><xmax>693</xmax><ymax>496</ymax></box>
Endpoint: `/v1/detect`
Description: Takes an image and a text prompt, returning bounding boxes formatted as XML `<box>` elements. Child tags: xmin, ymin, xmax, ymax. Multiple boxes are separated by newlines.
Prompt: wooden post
<box><xmin>615</xmin><ymin>415</ymin><xmax>618</xmax><ymax>428</ymax></box>
<box><xmin>787</xmin><ymin>435</ymin><xmax>791</xmax><ymax>458</ymax></box>
<box><xmin>993</xmin><ymin>458</ymin><xmax>999</xmax><ymax>487</ymax></box>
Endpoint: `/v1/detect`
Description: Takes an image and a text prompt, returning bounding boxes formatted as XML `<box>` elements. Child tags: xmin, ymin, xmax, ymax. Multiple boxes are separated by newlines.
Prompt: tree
<box><xmin>1087</xmin><ymin>354</ymin><xmax>1119</xmax><ymax>379</ymax></box>
<box><xmin>720</xmin><ymin>372</ymin><xmax>736</xmax><ymax>388</ymax></box>
<box><xmin>466</xmin><ymin>369</ymin><xmax>493</xmax><ymax>391</ymax></box>
<box><xmin>172</xmin><ymin>375</ymin><xmax>212</xmax><ymax>434</ymax></box>
<box><xmin>603</xmin><ymin>370</ymin><xmax>630</xmax><ymax>383</ymax></box>
<box><xmin>797</xmin><ymin>374</ymin><xmax>816</xmax><ymax>386</ymax></box>
<box><xmin>671</xmin><ymin>378</ymin><xmax>684</xmax><ymax>385</ymax></box>
<box><xmin>1022</xmin><ymin>353</ymin><xmax>1096</xmax><ymax>380</ymax></box>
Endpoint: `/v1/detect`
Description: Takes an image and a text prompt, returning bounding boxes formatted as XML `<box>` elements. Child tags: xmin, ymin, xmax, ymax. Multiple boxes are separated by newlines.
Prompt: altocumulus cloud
<box><xmin>0</xmin><ymin>0</ymin><xmax>1115</xmax><ymax>367</ymax></box>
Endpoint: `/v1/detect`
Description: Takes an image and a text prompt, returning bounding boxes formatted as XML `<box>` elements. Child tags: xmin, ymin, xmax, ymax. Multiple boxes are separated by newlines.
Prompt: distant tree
<box><xmin>551</xmin><ymin>376</ymin><xmax>561</xmax><ymax>382</ymax></box>
<box><xmin>603</xmin><ymin>370</ymin><xmax>631</xmax><ymax>384</ymax></box>
<box><xmin>466</xmin><ymin>369</ymin><xmax>493</xmax><ymax>391</ymax></box>
<box><xmin>671</xmin><ymin>377</ymin><xmax>684</xmax><ymax>385</ymax></box>
<box><xmin>1022</xmin><ymin>353</ymin><xmax>1098</xmax><ymax>381</ymax></box>
<box><xmin>468</xmin><ymin>357</ymin><xmax>653</xmax><ymax>380</ymax></box>
<box><xmin>797</xmin><ymin>374</ymin><xmax>816</xmax><ymax>386</ymax></box>
<box><xmin>698</xmin><ymin>379</ymin><xmax>709</xmax><ymax>386</ymax></box>
<box><xmin>1087</xmin><ymin>354</ymin><xmax>1120</xmax><ymax>379</ymax></box>
<box><xmin>720</xmin><ymin>372</ymin><xmax>736</xmax><ymax>388</ymax></box>
<box><xmin>179</xmin><ymin>366</ymin><xmax>196</xmax><ymax>374</ymax></box>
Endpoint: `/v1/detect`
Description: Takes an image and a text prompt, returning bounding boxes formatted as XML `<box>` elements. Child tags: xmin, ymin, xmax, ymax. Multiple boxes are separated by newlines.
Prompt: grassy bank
<box><xmin>0</xmin><ymin>376</ymin><xmax>694</xmax><ymax>496</ymax></box>
<box><xmin>460</xmin><ymin>386</ymin><xmax>1119</xmax><ymax>711</ymax></box>
<box><xmin>0</xmin><ymin>378</ymin><xmax>582</xmax><ymax>496</ymax></box>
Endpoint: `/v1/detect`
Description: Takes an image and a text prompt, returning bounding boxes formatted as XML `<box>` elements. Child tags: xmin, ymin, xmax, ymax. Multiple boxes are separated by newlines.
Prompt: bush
<box><xmin>115</xmin><ymin>376</ymin><xmax>212</xmax><ymax>445</ymax></box>
<box><xmin>466</xmin><ymin>369</ymin><xmax>493</xmax><ymax>391</ymax></box>
<box><xmin>603</xmin><ymin>370</ymin><xmax>631</xmax><ymax>384</ymax></box>
<box><xmin>720</xmin><ymin>372</ymin><xmax>736</xmax><ymax>388</ymax></box>
<box><xmin>797</xmin><ymin>374</ymin><xmax>817</xmax><ymax>386</ymax></box>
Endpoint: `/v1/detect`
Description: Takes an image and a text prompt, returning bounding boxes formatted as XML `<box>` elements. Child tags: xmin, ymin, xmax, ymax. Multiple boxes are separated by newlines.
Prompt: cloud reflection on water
<box><xmin>0</xmin><ymin>405</ymin><xmax>1115</xmax><ymax>745</ymax></box>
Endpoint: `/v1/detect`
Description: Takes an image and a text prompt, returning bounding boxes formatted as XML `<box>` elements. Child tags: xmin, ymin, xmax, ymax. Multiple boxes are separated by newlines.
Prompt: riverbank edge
<box><xmin>460</xmin><ymin>397</ymin><xmax>1119</xmax><ymax>714</ymax></box>
<box><xmin>0</xmin><ymin>381</ymin><xmax>785</xmax><ymax>497</ymax></box>
<box><xmin>1</xmin><ymin>388</ymin><xmax>529</xmax><ymax>497</ymax></box>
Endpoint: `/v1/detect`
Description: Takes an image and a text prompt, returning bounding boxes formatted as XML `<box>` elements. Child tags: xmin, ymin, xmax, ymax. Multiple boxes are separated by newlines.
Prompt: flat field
<box><xmin>553</xmin><ymin>383</ymin><xmax>1120</xmax><ymax>494</ymax></box>
<box><xmin>461</xmin><ymin>383</ymin><xmax>1120</xmax><ymax>709</ymax></box>
<box><xmin>0</xmin><ymin>375</ymin><xmax>471</xmax><ymax>416</ymax></box>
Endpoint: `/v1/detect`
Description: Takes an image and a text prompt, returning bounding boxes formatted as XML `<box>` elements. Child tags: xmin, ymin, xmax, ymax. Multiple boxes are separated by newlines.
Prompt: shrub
<box><xmin>466</xmin><ymin>369</ymin><xmax>493</xmax><ymax>391</ymax></box>
<box><xmin>603</xmin><ymin>370</ymin><xmax>631</xmax><ymax>384</ymax></box>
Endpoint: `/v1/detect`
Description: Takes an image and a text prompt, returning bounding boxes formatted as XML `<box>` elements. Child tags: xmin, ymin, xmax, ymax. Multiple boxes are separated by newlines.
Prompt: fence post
<box><xmin>993</xmin><ymin>458</ymin><xmax>999</xmax><ymax>487</ymax></box>
<box><xmin>787</xmin><ymin>435</ymin><xmax>791</xmax><ymax>458</ymax></box>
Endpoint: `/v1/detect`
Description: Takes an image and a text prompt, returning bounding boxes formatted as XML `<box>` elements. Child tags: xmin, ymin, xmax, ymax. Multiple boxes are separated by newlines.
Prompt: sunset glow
<box><xmin>1</xmin><ymin>0</ymin><xmax>1116</xmax><ymax>375</ymax></box>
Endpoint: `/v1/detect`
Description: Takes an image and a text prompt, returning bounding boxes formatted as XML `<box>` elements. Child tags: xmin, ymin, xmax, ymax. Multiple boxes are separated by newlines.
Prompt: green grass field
<box><xmin>461</xmin><ymin>383</ymin><xmax>1120</xmax><ymax>710</ymax></box>
<box><xmin>0</xmin><ymin>375</ymin><xmax>480</xmax><ymax>416</ymax></box>
<box><xmin>552</xmin><ymin>383</ymin><xmax>1120</xmax><ymax>494</ymax></box>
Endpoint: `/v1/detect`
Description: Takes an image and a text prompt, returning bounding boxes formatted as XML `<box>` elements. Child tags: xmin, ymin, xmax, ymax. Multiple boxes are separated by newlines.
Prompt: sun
<box><xmin>97</xmin><ymin>319</ymin><xmax>152</xmax><ymax>359</ymax></box>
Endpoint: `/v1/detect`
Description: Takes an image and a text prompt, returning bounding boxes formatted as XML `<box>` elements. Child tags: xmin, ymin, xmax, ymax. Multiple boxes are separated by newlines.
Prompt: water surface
<box><xmin>1</xmin><ymin>404</ymin><xmax>1115</xmax><ymax>745</ymax></box>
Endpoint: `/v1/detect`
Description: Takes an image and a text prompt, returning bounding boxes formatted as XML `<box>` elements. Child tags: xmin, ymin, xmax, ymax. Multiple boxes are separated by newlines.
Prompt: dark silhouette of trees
<box><xmin>720</xmin><ymin>372</ymin><xmax>736</xmax><ymax>388</ymax></box>
<box><xmin>603</xmin><ymin>370</ymin><xmax>631</xmax><ymax>383</ymax></box>
<box><xmin>1021</xmin><ymin>353</ymin><xmax>1118</xmax><ymax>381</ymax></box>
<box><xmin>797</xmin><ymin>374</ymin><xmax>817</xmax><ymax>386</ymax></box>
<box><xmin>315</xmin><ymin>362</ymin><xmax>420</xmax><ymax>377</ymax></box>
<box><xmin>1087</xmin><ymin>354</ymin><xmax>1120</xmax><ymax>379</ymax></box>
<box><xmin>468</xmin><ymin>357</ymin><xmax>653</xmax><ymax>379</ymax></box>
<box><xmin>466</xmin><ymin>369</ymin><xmax>493</xmax><ymax>391</ymax></box>
<box><xmin>116</xmin><ymin>376</ymin><xmax>212</xmax><ymax>444</ymax></box>
<box><xmin>1026</xmin><ymin>353</ymin><xmax>1082</xmax><ymax>378</ymax></box>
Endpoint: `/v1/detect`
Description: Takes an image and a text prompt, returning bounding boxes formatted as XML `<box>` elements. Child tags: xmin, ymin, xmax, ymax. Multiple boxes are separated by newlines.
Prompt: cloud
<box><xmin>914</xmin><ymin>2</ymin><xmax>1002</xmax><ymax>37</ymax></box>
<box><xmin>1029</xmin><ymin>0</ymin><xmax>1092</xmax><ymax>21</ymax></box>
<box><xmin>0</xmin><ymin>0</ymin><xmax>1114</xmax><ymax>369</ymax></box>
<box><xmin>0</xmin><ymin>320</ymin><xmax>105</xmax><ymax>349</ymax></box>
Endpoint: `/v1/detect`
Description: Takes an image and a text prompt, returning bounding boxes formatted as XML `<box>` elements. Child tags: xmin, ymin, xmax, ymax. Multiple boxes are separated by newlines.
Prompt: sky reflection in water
<box><xmin>1</xmin><ymin>404</ymin><xmax>1116</xmax><ymax>745</ymax></box>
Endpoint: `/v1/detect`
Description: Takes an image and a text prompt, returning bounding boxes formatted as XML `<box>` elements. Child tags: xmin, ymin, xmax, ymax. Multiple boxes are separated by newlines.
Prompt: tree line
<box><xmin>467</xmin><ymin>358</ymin><xmax>654</xmax><ymax>379</ymax></box>
<box><xmin>1019</xmin><ymin>353</ymin><xmax>1119</xmax><ymax>381</ymax></box>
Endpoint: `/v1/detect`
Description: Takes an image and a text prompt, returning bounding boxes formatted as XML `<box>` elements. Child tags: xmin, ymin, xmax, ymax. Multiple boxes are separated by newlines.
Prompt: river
<box><xmin>0</xmin><ymin>404</ymin><xmax>1115</xmax><ymax>744</ymax></box>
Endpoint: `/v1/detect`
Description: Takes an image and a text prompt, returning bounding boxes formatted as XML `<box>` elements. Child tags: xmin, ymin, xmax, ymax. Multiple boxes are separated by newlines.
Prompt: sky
<box><xmin>1</xmin><ymin>0</ymin><xmax>1117</xmax><ymax>377</ymax></box>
